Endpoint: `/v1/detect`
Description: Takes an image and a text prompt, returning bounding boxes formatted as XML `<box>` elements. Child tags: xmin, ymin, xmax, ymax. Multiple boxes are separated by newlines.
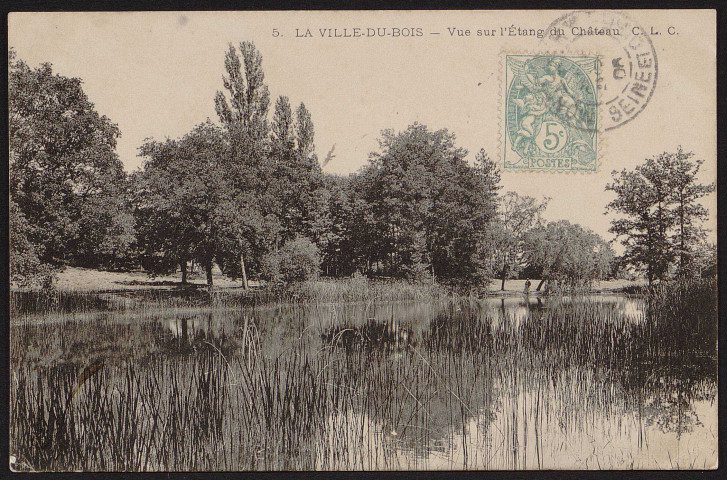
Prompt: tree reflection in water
<box><xmin>10</xmin><ymin>286</ymin><xmax>717</xmax><ymax>470</ymax></box>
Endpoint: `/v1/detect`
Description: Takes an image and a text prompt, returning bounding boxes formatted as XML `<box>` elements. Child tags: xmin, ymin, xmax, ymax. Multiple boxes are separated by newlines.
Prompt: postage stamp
<box><xmin>503</xmin><ymin>54</ymin><xmax>599</xmax><ymax>172</ymax></box>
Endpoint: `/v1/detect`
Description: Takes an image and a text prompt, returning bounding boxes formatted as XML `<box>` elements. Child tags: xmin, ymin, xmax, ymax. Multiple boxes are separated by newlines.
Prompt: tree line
<box><xmin>8</xmin><ymin>44</ymin><xmax>715</xmax><ymax>290</ymax></box>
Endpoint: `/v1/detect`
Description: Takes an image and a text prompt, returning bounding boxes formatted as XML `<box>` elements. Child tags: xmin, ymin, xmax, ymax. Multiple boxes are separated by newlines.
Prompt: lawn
<box><xmin>47</xmin><ymin>267</ymin><xmax>645</xmax><ymax>295</ymax></box>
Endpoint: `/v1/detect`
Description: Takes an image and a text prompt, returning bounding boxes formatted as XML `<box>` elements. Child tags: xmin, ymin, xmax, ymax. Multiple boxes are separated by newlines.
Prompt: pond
<box><xmin>9</xmin><ymin>293</ymin><xmax>717</xmax><ymax>471</ymax></box>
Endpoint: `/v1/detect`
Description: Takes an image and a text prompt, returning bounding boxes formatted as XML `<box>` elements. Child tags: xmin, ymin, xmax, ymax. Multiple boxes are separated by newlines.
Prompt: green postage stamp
<box><xmin>503</xmin><ymin>54</ymin><xmax>599</xmax><ymax>172</ymax></box>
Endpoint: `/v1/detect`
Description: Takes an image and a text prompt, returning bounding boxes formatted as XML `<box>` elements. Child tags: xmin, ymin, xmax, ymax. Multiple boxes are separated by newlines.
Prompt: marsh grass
<box><xmin>9</xmin><ymin>278</ymin><xmax>717</xmax><ymax>471</ymax></box>
<box><xmin>11</xmin><ymin>278</ymin><xmax>460</xmax><ymax>319</ymax></box>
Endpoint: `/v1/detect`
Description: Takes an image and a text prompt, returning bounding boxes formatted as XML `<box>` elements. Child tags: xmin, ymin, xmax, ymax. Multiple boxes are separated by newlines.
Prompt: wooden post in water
<box><xmin>240</xmin><ymin>253</ymin><xmax>249</xmax><ymax>290</ymax></box>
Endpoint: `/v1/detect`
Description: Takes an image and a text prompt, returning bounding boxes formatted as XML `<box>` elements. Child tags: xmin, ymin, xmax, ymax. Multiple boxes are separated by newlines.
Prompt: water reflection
<box><xmin>159</xmin><ymin>313</ymin><xmax>239</xmax><ymax>355</ymax></box>
<box><xmin>10</xmin><ymin>293</ymin><xmax>716</xmax><ymax>471</ymax></box>
<box><xmin>311</xmin><ymin>295</ymin><xmax>714</xmax><ymax>470</ymax></box>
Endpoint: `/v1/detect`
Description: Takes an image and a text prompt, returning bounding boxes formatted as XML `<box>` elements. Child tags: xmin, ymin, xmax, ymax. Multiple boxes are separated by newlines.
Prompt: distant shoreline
<box><xmin>10</xmin><ymin>266</ymin><xmax>647</xmax><ymax>295</ymax></box>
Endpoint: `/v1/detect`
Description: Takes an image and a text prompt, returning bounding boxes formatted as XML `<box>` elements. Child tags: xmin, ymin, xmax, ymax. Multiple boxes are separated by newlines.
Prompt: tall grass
<box><xmin>9</xmin><ymin>278</ymin><xmax>717</xmax><ymax>470</ymax></box>
<box><xmin>11</xmin><ymin>278</ymin><xmax>460</xmax><ymax>319</ymax></box>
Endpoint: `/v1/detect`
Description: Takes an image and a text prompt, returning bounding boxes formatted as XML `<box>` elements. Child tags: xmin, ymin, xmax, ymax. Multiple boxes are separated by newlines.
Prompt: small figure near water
<box><xmin>523</xmin><ymin>279</ymin><xmax>532</xmax><ymax>295</ymax></box>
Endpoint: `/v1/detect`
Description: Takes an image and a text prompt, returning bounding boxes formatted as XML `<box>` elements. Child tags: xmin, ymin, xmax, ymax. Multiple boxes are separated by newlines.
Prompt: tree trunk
<box><xmin>240</xmin><ymin>253</ymin><xmax>249</xmax><ymax>290</ymax></box>
<box><xmin>679</xmin><ymin>195</ymin><xmax>687</xmax><ymax>275</ymax></box>
<box><xmin>536</xmin><ymin>279</ymin><xmax>545</xmax><ymax>291</ymax></box>
<box><xmin>500</xmin><ymin>264</ymin><xmax>508</xmax><ymax>291</ymax></box>
<box><xmin>180</xmin><ymin>261</ymin><xmax>188</xmax><ymax>285</ymax></box>
<box><xmin>206</xmin><ymin>263</ymin><xmax>214</xmax><ymax>287</ymax></box>
<box><xmin>647</xmin><ymin>253</ymin><xmax>653</xmax><ymax>287</ymax></box>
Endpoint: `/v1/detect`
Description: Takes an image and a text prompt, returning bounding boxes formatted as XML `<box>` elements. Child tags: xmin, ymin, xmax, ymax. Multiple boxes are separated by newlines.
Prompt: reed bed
<box><xmin>9</xmin><ymin>278</ymin><xmax>717</xmax><ymax>471</ymax></box>
<box><xmin>11</xmin><ymin>278</ymin><xmax>460</xmax><ymax>319</ymax></box>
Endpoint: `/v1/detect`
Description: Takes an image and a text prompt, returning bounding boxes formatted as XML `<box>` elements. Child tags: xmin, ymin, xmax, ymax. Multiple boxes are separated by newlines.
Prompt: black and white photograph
<box><xmin>7</xmin><ymin>9</ymin><xmax>719</xmax><ymax>471</ymax></box>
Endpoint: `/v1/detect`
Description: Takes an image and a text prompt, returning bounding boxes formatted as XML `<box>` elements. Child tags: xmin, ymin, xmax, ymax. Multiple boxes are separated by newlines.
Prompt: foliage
<box><xmin>9</xmin><ymin>49</ymin><xmax>134</xmax><ymax>280</ymax></box>
<box><xmin>211</xmin><ymin>42</ymin><xmax>327</xmax><ymax>285</ymax></box>
<box><xmin>267</xmin><ymin>97</ymin><xmax>329</xmax><ymax>247</ymax></box>
<box><xmin>350</xmin><ymin>124</ymin><xmax>500</xmax><ymax>285</ymax></box>
<box><xmin>491</xmin><ymin>191</ymin><xmax>549</xmax><ymax>289</ymax></box>
<box><xmin>606</xmin><ymin>148</ymin><xmax>714</xmax><ymax>284</ymax></box>
<box><xmin>13</xmin><ymin>44</ymin><xmax>714</xmax><ymax>292</ymax></box>
<box><xmin>9</xmin><ymin>199</ymin><xmax>56</xmax><ymax>288</ymax></box>
<box><xmin>261</xmin><ymin>236</ymin><xmax>321</xmax><ymax>284</ymax></box>
<box><xmin>136</xmin><ymin>122</ymin><xmax>232</xmax><ymax>284</ymax></box>
<box><xmin>523</xmin><ymin>220</ymin><xmax>614</xmax><ymax>291</ymax></box>
<box><xmin>646</xmin><ymin>277</ymin><xmax>717</xmax><ymax>357</ymax></box>
<box><xmin>135</xmin><ymin>42</ymin><xmax>326</xmax><ymax>287</ymax></box>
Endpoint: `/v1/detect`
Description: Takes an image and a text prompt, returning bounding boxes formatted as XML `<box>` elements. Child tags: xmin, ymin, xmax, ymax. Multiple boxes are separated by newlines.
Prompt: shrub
<box><xmin>261</xmin><ymin>236</ymin><xmax>321</xmax><ymax>284</ymax></box>
<box><xmin>9</xmin><ymin>200</ymin><xmax>56</xmax><ymax>288</ymax></box>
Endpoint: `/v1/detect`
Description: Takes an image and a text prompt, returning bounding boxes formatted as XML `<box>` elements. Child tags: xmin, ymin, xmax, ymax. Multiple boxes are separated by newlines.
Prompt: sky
<box><xmin>8</xmin><ymin>10</ymin><xmax>717</xmax><ymax>245</ymax></box>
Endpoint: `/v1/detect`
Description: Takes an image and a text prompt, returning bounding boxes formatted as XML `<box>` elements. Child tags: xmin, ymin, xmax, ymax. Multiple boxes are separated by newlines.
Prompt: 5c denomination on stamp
<box><xmin>503</xmin><ymin>54</ymin><xmax>599</xmax><ymax>172</ymax></box>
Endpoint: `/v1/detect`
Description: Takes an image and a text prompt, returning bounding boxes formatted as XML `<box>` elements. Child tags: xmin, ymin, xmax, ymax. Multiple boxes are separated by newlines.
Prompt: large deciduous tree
<box><xmin>355</xmin><ymin>124</ymin><xmax>500</xmax><ymax>285</ymax></box>
<box><xmin>9</xmin><ymin>49</ymin><xmax>133</xmax><ymax>285</ymax></box>
<box><xmin>492</xmin><ymin>191</ymin><xmax>549</xmax><ymax>290</ymax></box>
<box><xmin>523</xmin><ymin>220</ymin><xmax>614</xmax><ymax>291</ymax></box>
<box><xmin>605</xmin><ymin>148</ymin><xmax>714</xmax><ymax>284</ymax></box>
<box><xmin>135</xmin><ymin>121</ymin><xmax>233</xmax><ymax>286</ymax></box>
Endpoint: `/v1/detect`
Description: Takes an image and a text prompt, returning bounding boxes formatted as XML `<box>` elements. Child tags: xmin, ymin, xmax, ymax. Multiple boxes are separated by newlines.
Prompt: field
<box><xmin>49</xmin><ymin>267</ymin><xmax>645</xmax><ymax>294</ymax></box>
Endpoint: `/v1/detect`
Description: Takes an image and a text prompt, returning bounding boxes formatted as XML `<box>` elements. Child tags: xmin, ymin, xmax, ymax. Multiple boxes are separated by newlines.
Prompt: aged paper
<box><xmin>9</xmin><ymin>10</ymin><xmax>717</xmax><ymax>471</ymax></box>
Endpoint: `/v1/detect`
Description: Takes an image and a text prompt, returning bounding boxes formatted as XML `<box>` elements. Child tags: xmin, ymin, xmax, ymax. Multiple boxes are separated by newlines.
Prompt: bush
<box><xmin>261</xmin><ymin>236</ymin><xmax>321</xmax><ymax>284</ymax></box>
<box><xmin>9</xmin><ymin>200</ymin><xmax>56</xmax><ymax>288</ymax></box>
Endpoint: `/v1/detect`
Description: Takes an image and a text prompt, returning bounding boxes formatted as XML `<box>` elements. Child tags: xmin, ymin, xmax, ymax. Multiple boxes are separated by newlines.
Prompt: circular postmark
<box><xmin>541</xmin><ymin>10</ymin><xmax>658</xmax><ymax>131</ymax></box>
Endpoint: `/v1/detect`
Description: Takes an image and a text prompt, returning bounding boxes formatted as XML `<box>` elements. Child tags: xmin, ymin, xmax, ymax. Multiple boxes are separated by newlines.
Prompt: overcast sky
<box><xmin>9</xmin><ymin>11</ymin><xmax>717</xmax><ymax>244</ymax></box>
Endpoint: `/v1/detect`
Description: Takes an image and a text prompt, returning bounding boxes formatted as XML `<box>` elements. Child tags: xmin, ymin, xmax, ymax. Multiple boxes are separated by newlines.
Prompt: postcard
<box><xmin>8</xmin><ymin>9</ymin><xmax>717</xmax><ymax>471</ymax></box>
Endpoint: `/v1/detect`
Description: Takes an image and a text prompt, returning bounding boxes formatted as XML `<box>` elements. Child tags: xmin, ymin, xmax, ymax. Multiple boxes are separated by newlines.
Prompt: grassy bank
<box><xmin>11</xmin><ymin>267</ymin><xmax>650</xmax><ymax>317</ymax></box>
<box><xmin>10</xmin><ymin>277</ymin><xmax>458</xmax><ymax>318</ymax></box>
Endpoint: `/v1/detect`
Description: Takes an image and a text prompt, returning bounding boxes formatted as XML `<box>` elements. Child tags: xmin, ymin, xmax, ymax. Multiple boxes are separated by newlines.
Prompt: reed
<box><xmin>9</xmin><ymin>278</ymin><xmax>717</xmax><ymax>471</ymax></box>
<box><xmin>11</xmin><ymin>278</ymin><xmax>461</xmax><ymax>319</ymax></box>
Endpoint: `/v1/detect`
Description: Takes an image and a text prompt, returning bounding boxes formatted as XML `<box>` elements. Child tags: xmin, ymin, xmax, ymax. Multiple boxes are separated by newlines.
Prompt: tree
<box><xmin>135</xmin><ymin>121</ymin><xmax>234</xmax><ymax>286</ymax></box>
<box><xmin>664</xmin><ymin>148</ymin><xmax>715</xmax><ymax>276</ymax></box>
<box><xmin>72</xmin><ymin>170</ymin><xmax>137</xmax><ymax>270</ymax></box>
<box><xmin>523</xmin><ymin>220</ymin><xmax>614</xmax><ymax>291</ymax></box>
<box><xmin>296</xmin><ymin>102</ymin><xmax>315</xmax><ymax>159</ymax></box>
<box><xmin>267</xmin><ymin>97</ymin><xmax>328</xmax><ymax>247</ymax></box>
<box><xmin>213</xmin><ymin>42</ymin><xmax>274</xmax><ymax>288</ymax></box>
<box><xmin>606</xmin><ymin>148</ymin><xmax>714</xmax><ymax>284</ymax></box>
<box><xmin>9</xmin><ymin>49</ymin><xmax>132</xmax><ymax>284</ymax></box>
<box><xmin>355</xmin><ymin>124</ymin><xmax>500</xmax><ymax>285</ymax></box>
<box><xmin>214</xmin><ymin>42</ymin><xmax>270</xmax><ymax>155</ymax></box>
<box><xmin>9</xmin><ymin>199</ymin><xmax>54</xmax><ymax>287</ymax></box>
<box><xmin>213</xmin><ymin>42</ymin><xmax>330</xmax><ymax>287</ymax></box>
<box><xmin>691</xmin><ymin>241</ymin><xmax>717</xmax><ymax>278</ymax></box>
<box><xmin>492</xmin><ymin>191</ymin><xmax>549</xmax><ymax>290</ymax></box>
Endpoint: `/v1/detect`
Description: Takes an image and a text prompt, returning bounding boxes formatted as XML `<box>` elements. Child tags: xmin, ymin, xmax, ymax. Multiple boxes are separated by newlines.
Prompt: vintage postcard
<box><xmin>8</xmin><ymin>10</ymin><xmax>717</xmax><ymax>471</ymax></box>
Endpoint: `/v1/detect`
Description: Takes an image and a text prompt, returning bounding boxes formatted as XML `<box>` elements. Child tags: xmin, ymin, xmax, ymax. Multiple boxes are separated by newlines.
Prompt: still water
<box><xmin>10</xmin><ymin>294</ymin><xmax>717</xmax><ymax>470</ymax></box>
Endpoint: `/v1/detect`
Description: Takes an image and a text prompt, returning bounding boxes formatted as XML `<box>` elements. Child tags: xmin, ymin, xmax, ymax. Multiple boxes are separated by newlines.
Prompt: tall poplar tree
<box><xmin>213</xmin><ymin>42</ymin><xmax>274</xmax><ymax>288</ymax></box>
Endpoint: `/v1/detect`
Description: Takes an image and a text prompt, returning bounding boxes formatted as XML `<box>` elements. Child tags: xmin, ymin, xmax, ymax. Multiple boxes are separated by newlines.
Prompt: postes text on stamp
<box><xmin>503</xmin><ymin>54</ymin><xmax>599</xmax><ymax>172</ymax></box>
